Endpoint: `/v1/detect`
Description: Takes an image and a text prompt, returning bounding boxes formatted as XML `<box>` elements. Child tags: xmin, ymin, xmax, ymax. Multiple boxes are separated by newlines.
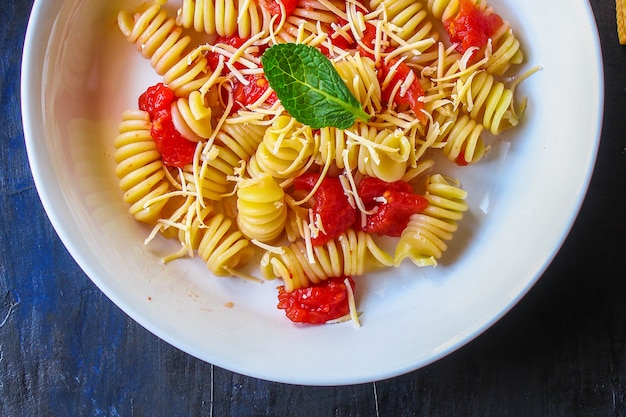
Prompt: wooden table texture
<box><xmin>2</xmin><ymin>0</ymin><xmax>626</xmax><ymax>415</ymax></box>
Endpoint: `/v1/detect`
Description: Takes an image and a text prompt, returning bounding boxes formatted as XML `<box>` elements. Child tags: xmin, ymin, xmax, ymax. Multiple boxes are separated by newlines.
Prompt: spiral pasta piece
<box><xmin>158</xmin><ymin>202</ymin><xmax>217</xmax><ymax>262</ymax></box>
<box><xmin>315</xmin><ymin>126</ymin><xmax>357</xmax><ymax>171</ymax></box>
<box><xmin>352</xmin><ymin>124</ymin><xmax>412</xmax><ymax>183</ymax></box>
<box><xmin>178</xmin><ymin>0</ymin><xmax>270</xmax><ymax>38</ymax></box>
<box><xmin>425</xmin><ymin>0</ymin><xmax>522</xmax><ymax>75</ymax></box>
<box><xmin>283</xmin><ymin>196</ymin><xmax>310</xmax><ymax>243</ymax></box>
<box><xmin>422</xmin><ymin>45</ymin><xmax>517</xmax><ymax>137</ymax></box>
<box><xmin>248</xmin><ymin>115</ymin><xmax>316</xmax><ymax>179</ymax></box>
<box><xmin>197</xmin><ymin>211</ymin><xmax>256</xmax><ymax>276</ymax></box>
<box><xmin>114</xmin><ymin>110</ymin><xmax>173</xmax><ymax>224</ymax></box>
<box><xmin>439</xmin><ymin>113</ymin><xmax>487</xmax><ymax>164</ymax></box>
<box><xmin>275</xmin><ymin>0</ymin><xmax>347</xmax><ymax>43</ymax></box>
<box><xmin>485</xmin><ymin>23</ymin><xmax>524</xmax><ymax>75</ymax></box>
<box><xmin>314</xmin><ymin>122</ymin><xmax>411</xmax><ymax>182</ymax></box>
<box><xmin>236</xmin><ymin>174</ymin><xmax>288</xmax><ymax>243</ymax></box>
<box><xmin>334</xmin><ymin>54</ymin><xmax>382</xmax><ymax>115</ymax></box>
<box><xmin>214</xmin><ymin>121</ymin><xmax>266</xmax><ymax>162</ymax></box>
<box><xmin>117</xmin><ymin>3</ymin><xmax>213</xmax><ymax>96</ymax></box>
<box><xmin>369</xmin><ymin>0</ymin><xmax>440</xmax><ymax>52</ymax></box>
<box><xmin>457</xmin><ymin>70</ymin><xmax>517</xmax><ymax>135</ymax></box>
<box><xmin>177</xmin><ymin>143</ymin><xmax>242</xmax><ymax>201</ymax></box>
<box><xmin>394</xmin><ymin>174</ymin><xmax>468</xmax><ymax>267</ymax></box>
<box><xmin>171</xmin><ymin>91</ymin><xmax>214</xmax><ymax>142</ymax></box>
<box><xmin>426</xmin><ymin>0</ymin><xmax>461</xmax><ymax>21</ymax></box>
<box><xmin>261</xmin><ymin>229</ymin><xmax>393</xmax><ymax>292</ymax></box>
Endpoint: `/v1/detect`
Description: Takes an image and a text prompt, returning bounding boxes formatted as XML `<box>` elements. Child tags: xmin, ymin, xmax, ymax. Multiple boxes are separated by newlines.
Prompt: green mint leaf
<box><xmin>261</xmin><ymin>43</ymin><xmax>370</xmax><ymax>130</ymax></box>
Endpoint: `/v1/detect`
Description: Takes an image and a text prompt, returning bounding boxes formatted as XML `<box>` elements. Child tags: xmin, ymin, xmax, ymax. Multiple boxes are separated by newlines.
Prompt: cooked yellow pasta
<box><xmin>117</xmin><ymin>3</ymin><xmax>214</xmax><ymax>96</ymax></box>
<box><xmin>424</xmin><ymin>0</ymin><xmax>523</xmax><ymax>75</ymax></box>
<box><xmin>178</xmin><ymin>0</ymin><xmax>270</xmax><ymax>38</ymax></box>
<box><xmin>369</xmin><ymin>0</ymin><xmax>440</xmax><ymax>57</ymax></box>
<box><xmin>275</xmin><ymin>0</ymin><xmax>347</xmax><ymax>43</ymax></box>
<box><xmin>198</xmin><ymin>210</ymin><xmax>256</xmax><ymax>276</ymax></box>
<box><xmin>215</xmin><ymin>122</ymin><xmax>266</xmax><ymax>162</ymax></box>
<box><xmin>248</xmin><ymin>115</ymin><xmax>316</xmax><ymax>179</ymax></box>
<box><xmin>394</xmin><ymin>174</ymin><xmax>468</xmax><ymax>266</ymax></box>
<box><xmin>113</xmin><ymin>0</ymin><xmax>533</xmax><ymax>323</ymax></box>
<box><xmin>171</xmin><ymin>91</ymin><xmax>214</xmax><ymax>141</ymax></box>
<box><xmin>455</xmin><ymin>70</ymin><xmax>518</xmax><ymax>135</ymax></box>
<box><xmin>114</xmin><ymin>109</ymin><xmax>173</xmax><ymax>224</ymax></box>
<box><xmin>236</xmin><ymin>174</ymin><xmax>288</xmax><ymax>242</ymax></box>
<box><xmin>172</xmin><ymin>143</ymin><xmax>241</xmax><ymax>201</ymax></box>
<box><xmin>427</xmin><ymin>0</ymin><xmax>461</xmax><ymax>22</ymax></box>
<box><xmin>440</xmin><ymin>113</ymin><xmax>487</xmax><ymax>164</ymax></box>
<box><xmin>353</xmin><ymin>123</ymin><xmax>412</xmax><ymax>183</ymax></box>
<box><xmin>260</xmin><ymin>229</ymin><xmax>393</xmax><ymax>291</ymax></box>
<box><xmin>485</xmin><ymin>22</ymin><xmax>524</xmax><ymax>75</ymax></box>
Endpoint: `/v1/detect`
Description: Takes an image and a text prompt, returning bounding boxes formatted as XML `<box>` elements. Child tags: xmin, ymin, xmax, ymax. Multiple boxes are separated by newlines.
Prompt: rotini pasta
<box><xmin>260</xmin><ymin>229</ymin><xmax>393</xmax><ymax>291</ymax></box>
<box><xmin>439</xmin><ymin>113</ymin><xmax>487</xmax><ymax>164</ymax></box>
<box><xmin>352</xmin><ymin>123</ymin><xmax>412</xmax><ymax>183</ymax></box>
<box><xmin>171</xmin><ymin>91</ymin><xmax>214</xmax><ymax>141</ymax></box>
<box><xmin>178</xmin><ymin>0</ymin><xmax>270</xmax><ymax>38</ymax></box>
<box><xmin>427</xmin><ymin>0</ymin><xmax>461</xmax><ymax>22</ymax></box>
<box><xmin>424</xmin><ymin>0</ymin><xmax>523</xmax><ymax>75</ymax></box>
<box><xmin>313</xmin><ymin>122</ymin><xmax>412</xmax><ymax>182</ymax></box>
<box><xmin>176</xmin><ymin>143</ymin><xmax>242</xmax><ymax>201</ymax></box>
<box><xmin>173</xmin><ymin>206</ymin><xmax>256</xmax><ymax>276</ymax></box>
<box><xmin>113</xmin><ymin>0</ymin><xmax>534</xmax><ymax>325</ymax></box>
<box><xmin>275</xmin><ymin>0</ymin><xmax>347</xmax><ymax>43</ymax></box>
<box><xmin>215</xmin><ymin>122</ymin><xmax>266</xmax><ymax>162</ymax></box>
<box><xmin>114</xmin><ymin>109</ymin><xmax>173</xmax><ymax>224</ymax></box>
<box><xmin>485</xmin><ymin>22</ymin><xmax>524</xmax><ymax>75</ymax></box>
<box><xmin>455</xmin><ymin>70</ymin><xmax>518</xmax><ymax>135</ymax></box>
<box><xmin>369</xmin><ymin>0</ymin><xmax>440</xmax><ymax>58</ymax></box>
<box><xmin>117</xmin><ymin>3</ymin><xmax>214</xmax><ymax>96</ymax></box>
<box><xmin>334</xmin><ymin>54</ymin><xmax>382</xmax><ymax>115</ymax></box>
<box><xmin>394</xmin><ymin>174</ymin><xmax>468</xmax><ymax>266</ymax></box>
<box><xmin>236</xmin><ymin>174</ymin><xmax>288</xmax><ymax>242</ymax></box>
<box><xmin>247</xmin><ymin>115</ymin><xmax>317</xmax><ymax>179</ymax></box>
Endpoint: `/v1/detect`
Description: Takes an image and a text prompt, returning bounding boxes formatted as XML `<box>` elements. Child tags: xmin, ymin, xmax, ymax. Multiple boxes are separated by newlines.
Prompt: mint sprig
<box><xmin>261</xmin><ymin>43</ymin><xmax>370</xmax><ymax>130</ymax></box>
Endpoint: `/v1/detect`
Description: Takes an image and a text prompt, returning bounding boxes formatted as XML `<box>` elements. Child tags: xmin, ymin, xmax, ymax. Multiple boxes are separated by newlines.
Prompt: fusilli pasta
<box><xmin>113</xmin><ymin>0</ymin><xmax>534</xmax><ymax>324</ymax></box>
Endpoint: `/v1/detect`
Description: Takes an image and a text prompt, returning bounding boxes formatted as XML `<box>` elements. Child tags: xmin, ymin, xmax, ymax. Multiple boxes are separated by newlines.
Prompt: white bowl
<box><xmin>21</xmin><ymin>0</ymin><xmax>603</xmax><ymax>385</ymax></box>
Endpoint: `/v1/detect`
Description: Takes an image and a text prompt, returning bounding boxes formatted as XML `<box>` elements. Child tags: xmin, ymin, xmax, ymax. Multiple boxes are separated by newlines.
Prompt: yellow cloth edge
<box><xmin>617</xmin><ymin>0</ymin><xmax>626</xmax><ymax>44</ymax></box>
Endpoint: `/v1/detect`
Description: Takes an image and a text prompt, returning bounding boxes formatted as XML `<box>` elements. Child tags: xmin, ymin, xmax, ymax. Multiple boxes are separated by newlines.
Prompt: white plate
<box><xmin>21</xmin><ymin>0</ymin><xmax>602</xmax><ymax>385</ymax></box>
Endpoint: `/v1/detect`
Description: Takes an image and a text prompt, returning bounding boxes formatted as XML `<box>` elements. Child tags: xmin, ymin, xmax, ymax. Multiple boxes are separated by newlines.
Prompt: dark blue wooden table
<box><xmin>2</xmin><ymin>0</ymin><xmax>626</xmax><ymax>415</ymax></box>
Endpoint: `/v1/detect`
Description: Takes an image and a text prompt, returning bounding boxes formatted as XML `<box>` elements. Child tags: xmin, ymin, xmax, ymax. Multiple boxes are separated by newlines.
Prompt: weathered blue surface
<box><xmin>1</xmin><ymin>0</ymin><xmax>626</xmax><ymax>415</ymax></box>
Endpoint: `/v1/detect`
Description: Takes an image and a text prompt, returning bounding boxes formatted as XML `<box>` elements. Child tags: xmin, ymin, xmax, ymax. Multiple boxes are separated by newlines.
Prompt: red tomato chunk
<box><xmin>358</xmin><ymin>177</ymin><xmax>428</xmax><ymax>237</ymax></box>
<box><xmin>352</xmin><ymin>23</ymin><xmax>426</xmax><ymax>121</ymax></box>
<box><xmin>257</xmin><ymin>0</ymin><xmax>297</xmax><ymax>20</ymax></box>
<box><xmin>138</xmin><ymin>83</ymin><xmax>196</xmax><ymax>168</ymax></box>
<box><xmin>231</xmin><ymin>73</ymin><xmax>278</xmax><ymax>112</ymax></box>
<box><xmin>138</xmin><ymin>82</ymin><xmax>174</xmax><ymax>117</ymax></box>
<box><xmin>444</xmin><ymin>0</ymin><xmax>504</xmax><ymax>55</ymax></box>
<box><xmin>294</xmin><ymin>173</ymin><xmax>357</xmax><ymax>246</ymax></box>
<box><xmin>378</xmin><ymin>58</ymin><xmax>426</xmax><ymax>122</ymax></box>
<box><xmin>277</xmin><ymin>276</ymin><xmax>356</xmax><ymax>324</ymax></box>
<box><xmin>207</xmin><ymin>36</ymin><xmax>249</xmax><ymax>71</ymax></box>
